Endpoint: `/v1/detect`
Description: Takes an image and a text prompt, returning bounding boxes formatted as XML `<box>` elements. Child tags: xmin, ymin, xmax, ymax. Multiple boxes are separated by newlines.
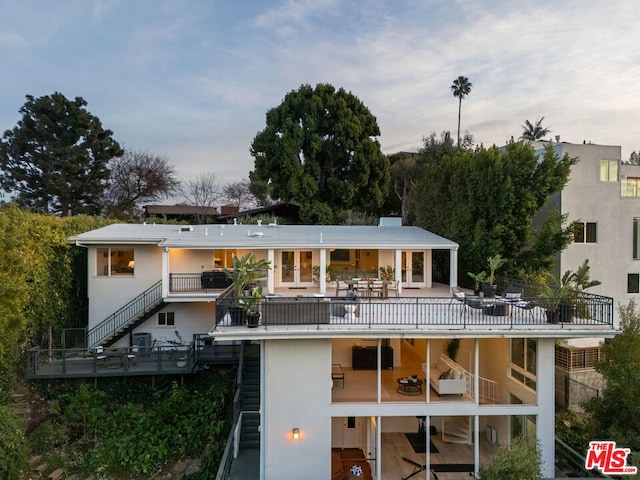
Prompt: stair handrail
<box><xmin>87</xmin><ymin>280</ymin><xmax>163</xmax><ymax>348</ymax></box>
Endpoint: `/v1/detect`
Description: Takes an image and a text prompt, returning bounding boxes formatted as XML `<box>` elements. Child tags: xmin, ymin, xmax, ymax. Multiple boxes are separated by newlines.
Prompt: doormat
<box><xmin>404</xmin><ymin>433</ymin><xmax>438</xmax><ymax>454</ymax></box>
<box><xmin>288</xmin><ymin>287</ymin><xmax>307</xmax><ymax>290</ymax></box>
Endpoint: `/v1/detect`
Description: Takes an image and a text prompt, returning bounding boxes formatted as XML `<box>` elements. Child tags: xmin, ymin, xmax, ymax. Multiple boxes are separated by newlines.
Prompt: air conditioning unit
<box><xmin>486</xmin><ymin>425</ymin><xmax>497</xmax><ymax>443</ymax></box>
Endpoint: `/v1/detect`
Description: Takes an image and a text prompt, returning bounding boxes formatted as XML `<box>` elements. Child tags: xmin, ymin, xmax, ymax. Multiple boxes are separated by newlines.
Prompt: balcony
<box><xmin>211</xmin><ymin>292</ymin><xmax>614</xmax><ymax>337</ymax></box>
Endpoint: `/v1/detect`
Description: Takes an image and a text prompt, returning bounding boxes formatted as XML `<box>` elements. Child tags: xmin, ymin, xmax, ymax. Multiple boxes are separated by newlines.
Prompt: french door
<box><xmin>401</xmin><ymin>251</ymin><xmax>425</xmax><ymax>288</ymax></box>
<box><xmin>280</xmin><ymin>250</ymin><xmax>314</xmax><ymax>287</ymax></box>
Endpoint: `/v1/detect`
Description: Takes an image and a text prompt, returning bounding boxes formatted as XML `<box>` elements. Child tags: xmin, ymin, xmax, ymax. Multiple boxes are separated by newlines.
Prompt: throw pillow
<box><xmin>350</xmin><ymin>464</ymin><xmax>363</xmax><ymax>477</ymax></box>
<box><xmin>439</xmin><ymin>369</ymin><xmax>451</xmax><ymax>380</ymax></box>
<box><xmin>506</xmin><ymin>292</ymin><xmax>522</xmax><ymax>300</ymax></box>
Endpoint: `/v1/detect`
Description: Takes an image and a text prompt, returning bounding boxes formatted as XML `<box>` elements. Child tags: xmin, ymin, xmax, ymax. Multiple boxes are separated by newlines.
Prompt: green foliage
<box><xmin>250</xmin><ymin>83</ymin><xmax>390</xmax><ymax>224</ymax></box>
<box><xmin>486</xmin><ymin>254</ymin><xmax>506</xmax><ymax>285</ymax></box>
<box><xmin>335</xmin><ymin>209</ymin><xmax>378</xmax><ymax>226</ymax></box>
<box><xmin>32</xmin><ymin>370</ymin><xmax>234</xmax><ymax>479</ymax></box>
<box><xmin>0</xmin><ymin>405</ymin><xmax>27</xmax><ymax>480</ymax></box>
<box><xmin>224</xmin><ymin>252</ymin><xmax>272</xmax><ymax>298</ymax></box>
<box><xmin>312</xmin><ymin>265</ymin><xmax>337</xmax><ymax>284</ymax></box>
<box><xmin>445</xmin><ymin>339</ymin><xmax>460</xmax><ymax>361</ymax></box>
<box><xmin>413</xmin><ymin>142</ymin><xmax>575</xmax><ymax>281</ymax></box>
<box><xmin>0</xmin><ymin>205</ymin><xmax>112</xmax><ymax>399</ymax></box>
<box><xmin>378</xmin><ymin>265</ymin><xmax>395</xmax><ymax>282</ymax></box>
<box><xmin>478</xmin><ymin>438</ymin><xmax>542</xmax><ymax>480</ymax></box>
<box><xmin>584</xmin><ymin>300</ymin><xmax>640</xmax><ymax>452</ymax></box>
<box><xmin>0</xmin><ymin>92</ymin><xmax>123</xmax><ymax>215</ymax></box>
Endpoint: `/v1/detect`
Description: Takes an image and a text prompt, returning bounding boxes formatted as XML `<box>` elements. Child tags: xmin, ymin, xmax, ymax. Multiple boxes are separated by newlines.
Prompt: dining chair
<box><xmin>370</xmin><ymin>280</ymin><xmax>384</xmax><ymax>297</ymax></box>
<box><xmin>356</xmin><ymin>280</ymin><xmax>370</xmax><ymax>297</ymax></box>
<box><xmin>387</xmin><ymin>280</ymin><xmax>400</xmax><ymax>298</ymax></box>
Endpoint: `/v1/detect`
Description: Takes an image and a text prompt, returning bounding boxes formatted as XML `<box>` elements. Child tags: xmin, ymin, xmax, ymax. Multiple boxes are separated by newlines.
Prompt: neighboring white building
<box><xmin>57</xmin><ymin>219</ymin><xmax>614</xmax><ymax>479</ymax></box>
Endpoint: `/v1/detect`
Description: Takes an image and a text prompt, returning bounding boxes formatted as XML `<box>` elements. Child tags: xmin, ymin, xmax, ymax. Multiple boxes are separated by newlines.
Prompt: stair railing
<box><xmin>87</xmin><ymin>280</ymin><xmax>163</xmax><ymax>348</ymax></box>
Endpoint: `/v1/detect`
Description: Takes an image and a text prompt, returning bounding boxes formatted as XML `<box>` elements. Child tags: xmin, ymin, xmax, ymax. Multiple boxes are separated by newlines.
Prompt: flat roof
<box><xmin>70</xmin><ymin>223</ymin><xmax>459</xmax><ymax>250</ymax></box>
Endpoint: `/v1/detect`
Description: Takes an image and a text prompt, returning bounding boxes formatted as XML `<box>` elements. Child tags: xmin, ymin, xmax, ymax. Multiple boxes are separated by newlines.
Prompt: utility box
<box><xmin>133</xmin><ymin>332</ymin><xmax>152</xmax><ymax>356</ymax></box>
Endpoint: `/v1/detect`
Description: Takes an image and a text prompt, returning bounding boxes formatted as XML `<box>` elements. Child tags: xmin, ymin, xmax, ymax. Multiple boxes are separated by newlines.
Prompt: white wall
<box><xmin>264</xmin><ymin>339</ymin><xmax>332</xmax><ymax>480</ymax></box>
<box><xmin>88</xmin><ymin>244</ymin><xmax>162</xmax><ymax>327</ymax></box>
<box><xmin>168</xmin><ymin>249</ymin><xmax>213</xmax><ymax>273</ymax></box>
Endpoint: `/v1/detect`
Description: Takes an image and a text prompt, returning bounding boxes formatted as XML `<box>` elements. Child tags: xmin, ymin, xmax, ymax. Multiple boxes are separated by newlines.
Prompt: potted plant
<box><xmin>241</xmin><ymin>286</ymin><xmax>263</xmax><ymax>328</ymax></box>
<box><xmin>467</xmin><ymin>271</ymin><xmax>487</xmax><ymax>296</ymax></box>
<box><xmin>312</xmin><ymin>265</ymin><xmax>338</xmax><ymax>286</ymax></box>
<box><xmin>378</xmin><ymin>265</ymin><xmax>395</xmax><ymax>282</ymax></box>
<box><xmin>445</xmin><ymin>338</ymin><xmax>461</xmax><ymax>361</ymax></box>
<box><xmin>483</xmin><ymin>254</ymin><xmax>506</xmax><ymax>298</ymax></box>
<box><xmin>543</xmin><ymin>259</ymin><xmax>601</xmax><ymax>323</ymax></box>
<box><xmin>225</xmin><ymin>252</ymin><xmax>271</xmax><ymax>325</ymax></box>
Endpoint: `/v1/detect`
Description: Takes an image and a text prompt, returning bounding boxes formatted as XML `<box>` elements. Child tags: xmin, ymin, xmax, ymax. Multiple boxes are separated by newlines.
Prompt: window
<box><xmin>600</xmin><ymin>159</ymin><xmax>618</xmax><ymax>182</ymax></box>
<box><xmin>510</xmin><ymin>339</ymin><xmax>537</xmax><ymax>390</ymax></box>
<box><xmin>634</xmin><ymin>219</ymin><xmax>640</xmax><ymax>259</ymax></box>
<box><xmin>622</xmin><ymin>178</ymin><xmax>640</xmax><ymax>197</ymax></box>
<box><xmin>97</xmin><ymin>248</ymin><xmax>134</xmax><ymax>276</ymax></box>
<box><xmin>628</xmin><ymin>274</ymin><xmax>639</xmax><ymax>293</ymax></box>
<box><xmin>573</xmin><ymin>222</ymin><xmax>597</xmax><ymax>243</ymax></box>
<box><xmin>158</xmin><ymin>312</ymin><xmax>175</xmax><ymax>326</ymax></box>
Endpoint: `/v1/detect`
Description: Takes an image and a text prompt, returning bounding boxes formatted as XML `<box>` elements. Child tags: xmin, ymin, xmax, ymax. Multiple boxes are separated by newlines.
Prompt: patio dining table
<box><xmin>345</xmin><ymin>278</ymin><xmax>390</xmax><ymax>298</ymax></box>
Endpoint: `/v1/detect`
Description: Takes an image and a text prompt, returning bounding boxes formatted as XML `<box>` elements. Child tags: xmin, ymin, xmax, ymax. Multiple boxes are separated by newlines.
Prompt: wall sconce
<box><xmin>292</xmin><ymin>428</ymin><xmax>300</xmax><ymax>440</ymax></box>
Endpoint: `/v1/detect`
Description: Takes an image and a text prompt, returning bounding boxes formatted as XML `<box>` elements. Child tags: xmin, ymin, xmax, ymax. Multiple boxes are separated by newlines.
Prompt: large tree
<box><xmin>250</xmin><ymin>83</ymin><xmax>389</xmax><ymax>224</ymax></box>
<box><xmin>179</xmin><ymin>173</ymin><xmax>222</xmax><ymax>224</ymax></box>
<box><xmin>451</xmin><ymin>76</ymin><xmax>473</xmax><ymax>148</ymax></box>
<box><xmin>0</xmin><ymin>92</ymin><xmax>123</xmax><ymax>216</ymax></box>
<box><xmin>102</xmin><ymin>150</ymin><xmax>179</xmax><ymax>219</ymax></box>
<box><xmin>413</xmin><ymin>141</ymin><xmax>576</xmax><ymax>280</ymax></box>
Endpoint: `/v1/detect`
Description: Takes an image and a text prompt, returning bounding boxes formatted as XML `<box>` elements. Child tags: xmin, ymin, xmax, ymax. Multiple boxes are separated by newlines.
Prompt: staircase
<box><xmin>239</xmin><ymin>344</ymin><xmax>260</xmax><ymax>450</ymax></box>
<box><xmin>86</xmin><ymin>280</ymin><xmax>165</xmax><ymax>348</ymax></box>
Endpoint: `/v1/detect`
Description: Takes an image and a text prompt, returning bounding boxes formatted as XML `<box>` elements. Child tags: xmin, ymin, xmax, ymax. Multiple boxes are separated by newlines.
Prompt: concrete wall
<box><xmin>264</xmin><ymin>339</ymin><xmax>332</xmax><ymax>479</ymax></box>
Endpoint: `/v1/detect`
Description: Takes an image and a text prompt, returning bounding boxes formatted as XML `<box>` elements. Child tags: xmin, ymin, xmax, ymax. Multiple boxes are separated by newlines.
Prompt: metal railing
<box><xmin>86</xmin><ymin>280</ymin><xmax>163</xmax><ymax>348</ymax></box>
<box><xmin>213</xmin><ymin>295</ymin><xmax>614</xmax><ymax>330</ymax></box>
<box><xmin>556</xmin><ymin>437</ymin><xmax>612</xmax><ymax>478</ymax></box>
<box><xmin>169</xmin><ymin>273</ymin><xmax>232</xmax><ymax>293</ymax></box>
<box><xmin>25</xmin><ymin>344</ymin><xmax>196</xmax><ymax>379</ymax></box>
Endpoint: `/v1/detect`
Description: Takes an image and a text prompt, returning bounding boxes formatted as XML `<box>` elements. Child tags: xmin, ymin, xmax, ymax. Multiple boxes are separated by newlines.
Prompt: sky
<box><xmin>1</xmin><ymin>0</ymin><xmax>639</xmax><ymax>186</ymax></box>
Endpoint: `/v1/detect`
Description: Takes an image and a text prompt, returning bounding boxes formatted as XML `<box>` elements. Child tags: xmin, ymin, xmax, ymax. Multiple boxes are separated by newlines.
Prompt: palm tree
<box><xmin>451</xmin><ymin>76</ymin><xmax>472</xmax><ymax>148</ymax></box>
<box><xmin>520</xmin><ymin>116</ymin><xmax>551</xmax><ymax>141</ymax></box>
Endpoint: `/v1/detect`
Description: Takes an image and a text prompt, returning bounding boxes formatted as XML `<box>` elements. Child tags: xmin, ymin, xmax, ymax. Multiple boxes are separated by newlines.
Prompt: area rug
<box><xmin>430</xmin><ymin>463</ymin><xmax>475</xmax><ymax>472</ymax></box>
<box><xmin>404</xmin><ymin>433</ymin><xmax>439</xmax><ymax>454</ymax></box>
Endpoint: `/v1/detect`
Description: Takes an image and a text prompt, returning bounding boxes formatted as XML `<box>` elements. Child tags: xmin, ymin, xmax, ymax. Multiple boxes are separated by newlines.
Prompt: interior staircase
<box><xmin>239</xmin><ymin>343</ymin><xmax>261</xmax><ymax>450</ymax></box>
<box><xmin>86</xmin><ymin>280</ymin><xmax>166</xmax><ymax>348</ymax></box>
<box><xmin>441</xmin><ymin>416</ymin><xmax>472</xmax><ymax>444</ymax></box>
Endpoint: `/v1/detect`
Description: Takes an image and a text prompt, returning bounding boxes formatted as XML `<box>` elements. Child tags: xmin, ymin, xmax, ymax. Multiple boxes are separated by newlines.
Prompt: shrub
<box><xmin>0</xmin><ymin>405</ymin><xmax>27</xmax><ymax>480</ymax></box>
<box><xmin>478</xmin><ymin>438</ymin><xmax>542</xmax><ymax>480</ymax></box>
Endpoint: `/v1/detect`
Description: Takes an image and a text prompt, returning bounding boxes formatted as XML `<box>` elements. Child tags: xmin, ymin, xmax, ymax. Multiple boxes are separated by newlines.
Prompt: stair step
<box><xmin>28</xmin><ymin>455</ymin><xmax>43</xmax><ymax>466</ymax></box>
<box><xmin>35</xmin><ymin>463</ymin><xmax>49</xmax><ymax>473</ymax></box>
<box><xmin>11</xmin><ymin>393</ymin><xmax>26</xmax><ymax>402</ymax></box>
<box><xmin>240</xmin><ymin>441</ymin><xmax>260</xmax><ymax>449</ymax></box>
<box><xmin>48</xmin><ymin>468</ymin><xmax>65</xmax><ymax>480</ymax></box>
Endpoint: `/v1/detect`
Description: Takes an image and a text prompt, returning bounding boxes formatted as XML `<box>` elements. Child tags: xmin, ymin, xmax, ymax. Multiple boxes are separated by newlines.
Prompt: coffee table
<box><xmin>397</xmin><ymin>377</ymin><xmax>423</xmax><ymax>396</ymax></box>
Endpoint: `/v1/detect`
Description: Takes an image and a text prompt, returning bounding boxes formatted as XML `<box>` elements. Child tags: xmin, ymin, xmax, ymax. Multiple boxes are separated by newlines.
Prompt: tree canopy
<box><xmin>520</xmin><ymin>116</ymin><xmax>551</xmax><ymax>141</ymax></box>
<box><xmin>412</xmin><ymin>141</ymin><xmax>576</xmax><ymax>280</ymax></box>
<box><xmin>250</xmin><ymin>83</ymin><xmax>389</xmax><ymax>224</ymax></box>
<box><xmin>102</xmin><ymin>149</ymin><xmax>179</xmax><ymax>219</ymax></box>
<box><xmin>0</xmin><ymin>92</ymin><xmax>123</xmax><ymax>216</ymax></box>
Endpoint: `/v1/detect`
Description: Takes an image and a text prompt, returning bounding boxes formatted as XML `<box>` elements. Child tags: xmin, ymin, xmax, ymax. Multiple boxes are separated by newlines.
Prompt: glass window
<box><xmin>510</xmin><ymin>338</ymin><xmax>537</xmax><ymax>390</ymax></box>
<box><xmin>600</xmin><ymin>159</ymin><xmax>618</xmax><ymax>182</ymax></box>
<box><xmin>628</xmin><ymin>274</ymin><xmax>639</xmax><ymax>294</ymax></box>
<box><xmin>158</xmin><ymin>312</ymin><xmax>175</xmax><ymax>326</ymax></box>
<box><xmin>634</xmin><ymin>219</ymin><xmax>640</xmax><ymax>260</ymax></box>
<box><xmin>97</xmin><ymin>248</ymin><xmax>134</xmax><ymax>276</ymax></box>
<box><xmin>622</xmin><ymin>178</ymin><xmax>640</xmax><ymax>197</ymax></box>
<box><xmin>573</xmin><ymin>222</ymin><xmax>597</xmax><ymax>243</ymax></box>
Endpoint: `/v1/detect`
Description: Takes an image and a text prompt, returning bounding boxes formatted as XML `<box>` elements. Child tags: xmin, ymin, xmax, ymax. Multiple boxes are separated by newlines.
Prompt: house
<box><xmin>28</xmin><ymin>217</ymin><xmax>614</xmax><ymax>479</ymax></box>
<box><xmin>532</xmin><ymin>140</ymin><xmax>632</xmax><ymax>407</ymax></box>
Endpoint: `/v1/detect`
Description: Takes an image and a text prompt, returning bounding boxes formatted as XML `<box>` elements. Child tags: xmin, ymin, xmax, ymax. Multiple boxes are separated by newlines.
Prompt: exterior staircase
<box><xmin>239</xmin><ymin>343</ymin><xmax>260</xmax><ymax>450</ymax></box>
<box><xmin>86</xmin><ymin>280</ymin><xmax>165</xmax><ymax>348</ymax></box>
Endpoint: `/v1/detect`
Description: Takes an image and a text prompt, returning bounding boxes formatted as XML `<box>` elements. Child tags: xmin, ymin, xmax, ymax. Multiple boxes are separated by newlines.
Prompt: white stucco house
<box><xmin>51</xmin><ymin>218</ymin><xmax>615</xmax><ymax>479</ymax></box>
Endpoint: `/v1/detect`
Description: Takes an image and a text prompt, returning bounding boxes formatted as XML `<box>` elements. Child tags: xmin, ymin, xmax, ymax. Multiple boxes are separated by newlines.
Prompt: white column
<box><xmin>394</xmin><ymin>249</ymin><xmax>402</xmax><ymax>294</ymax></box>
<box><xmin>319</xmin><ymin>248</ymin><xmax>327</xmax><ymax>294</ymax></box>
<box><xmin>537</xmin><ymin>338</ymin><xmax>555</xmax><ymax>478</ymax></box>
<box><xmin>376</xmin><ymin>416</ymin><xmax>382</xmax><ymax>480</ymax></box>
<box><xmin>268</xmin><ymin>249</ymin><xmax>275</xmax><ymax>294</ymax></box>
<box><xmin>425</xmin><ymin>249</ymin><xmax>433</xmax><ymax>288</ymax></box>
<box><xmin>161</xmin><ymin>247</ymin><xmax>169</xmax><ymax>297</ymax></box>
<box><xmin>450</xmin><ymin>247</ymin><xmax>459</xmax><ymax>287</ymax></box>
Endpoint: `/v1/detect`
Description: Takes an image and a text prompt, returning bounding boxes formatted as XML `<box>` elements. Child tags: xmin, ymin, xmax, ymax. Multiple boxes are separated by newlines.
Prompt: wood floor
<box><xmin>381</xmin><ymin>431</ymin><xmax>498</xmax><ymax>480</ymax></box>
